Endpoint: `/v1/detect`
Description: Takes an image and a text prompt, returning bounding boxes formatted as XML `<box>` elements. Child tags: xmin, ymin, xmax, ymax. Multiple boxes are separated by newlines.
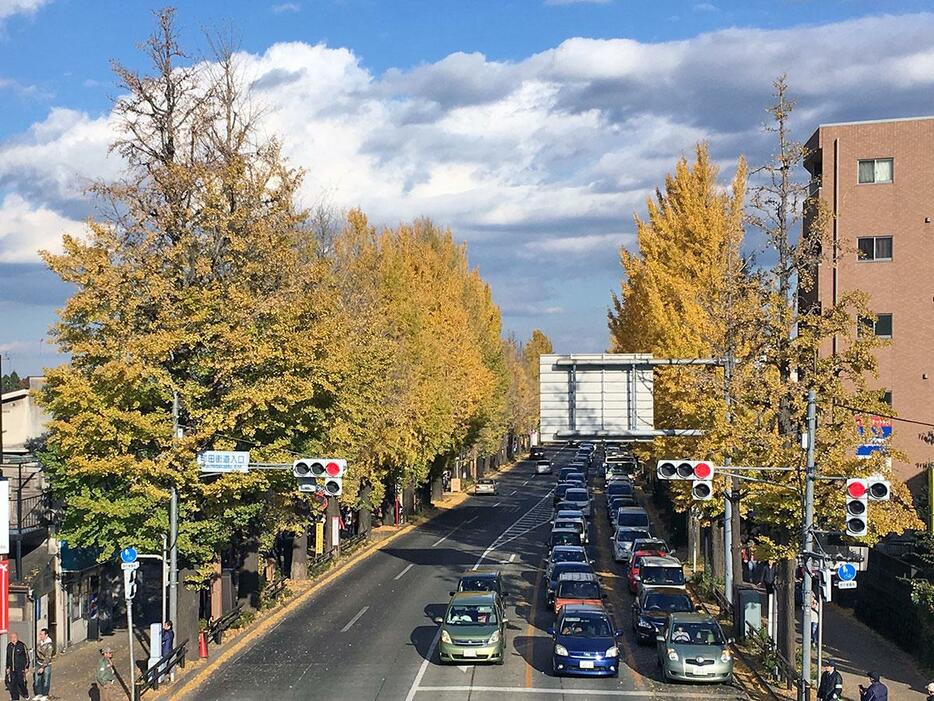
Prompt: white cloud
<box><xmin>0</xmin><ymin>193</ymin><xmax>85</xmax><ymax>262</ymax></box>
<box><xmin>0</xmin><ymin>0</ymin><xmax>48</xmax><ymax>21</ymax></box>
<box><xmin>693</xmin><ymin>2</ymin><xmax>718</xmax><ymax>11</ymax></box>
<box><xmin>3</xmin><ymin>12</ymin><xmax>934</xmax><ymax>350</ymax></box>
<box><xmin>544</xmin><ymin>0</ymin><xmax>611</xmax><ymax>5</ymax></box>
<box><xmin>271</xmin><ymin>2</ymin><xmax>300</xmax><ymax>13</ymax></box>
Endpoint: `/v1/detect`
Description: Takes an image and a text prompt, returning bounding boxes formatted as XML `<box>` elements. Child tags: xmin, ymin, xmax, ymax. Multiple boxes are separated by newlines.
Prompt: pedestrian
<box><xmin>741</xmin><ymin>543</ymin><xmax>751</xmax><ymax>582</ymax></box>
<box><xmin>760</xmin><ymin>559</ymin><xmax>776</xmax><ymax>593</ymax></box>
<box><xmin>747</xmin><ymin>548</ymin><xmax>758</xmax><ymax>582</ymax></box>
<box><xmin>161</xmin><ymin>620</ymin><xmax>175</xmax><ymax>659</ymax></box>
<box><xmin>96</xmin><ymin>647</ymin><xmax>118</xmax><ymax>701</ymax></box>
<box><xmin>810</xmin><ymin>596</ymin><xmax>819</xmax><ymax>645</ymax></box>
<box><xmin>858</xmin><ymin>671</ymin><xmax>888</xmax><ymax>701</ymax></box>
<box><xmin>817</xmin><ymin>659</ymin><xmax>843</xmax><ymax>701</ymax></box>
<box><xmin>33</xmin><ymin>628</ymin><xmax>53</xmax><ymax>701</ymax></box>
<box><xmin>926</xmin><ymin>681</ymin><xmax>934</xmax><ymax>701</ymax></box>
<box><xmin>5</xmin><ymin>632</ymin><xmax>29</xmax><ymax>701</ymax></box>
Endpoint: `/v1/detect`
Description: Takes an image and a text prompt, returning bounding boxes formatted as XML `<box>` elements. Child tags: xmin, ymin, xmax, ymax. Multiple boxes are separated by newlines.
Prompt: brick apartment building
<box><xmin>802</xmin><ymin>116</ymin><xmax>934</xmax><ymax>504</ymax></box>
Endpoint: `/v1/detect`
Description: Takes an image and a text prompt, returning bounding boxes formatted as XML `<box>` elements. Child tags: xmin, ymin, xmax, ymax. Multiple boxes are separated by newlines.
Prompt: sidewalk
<box><xmin>816</xmin><ymin>602</ymin><xmax>931</xmax><ymax>700</ymax></box>
<box><xmin>48</xmin><ymin>625</ymin><xmax>152</xmax><ymax>701</ymax></box>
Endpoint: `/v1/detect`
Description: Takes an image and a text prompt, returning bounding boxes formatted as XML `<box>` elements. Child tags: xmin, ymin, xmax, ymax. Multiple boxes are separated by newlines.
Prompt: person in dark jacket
<box><xmin>859</xmin><ymin>671</ymin><xmax>888</xmax><ymax>701</ymax></box>
<box><xmin>161</xmin><ymin>620</ymin><xmax>175</xmax><ymax>658</ymax></box>
<box><xmin>817</xmin><ymin>660</ymin><xmax>843</xmax><ymax>701</ymax></box>
<box><xmin>5</xmin><ymin>632</ymin><xmax>29</xmax><ymax>700</ymax></box>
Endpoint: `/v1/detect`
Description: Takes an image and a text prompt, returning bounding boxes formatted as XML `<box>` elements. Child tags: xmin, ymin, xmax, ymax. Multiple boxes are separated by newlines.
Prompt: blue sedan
<box><xmin>549</xmin><ymin>604</ymin><xmax>621</xmax><ymax>677</ymax></box>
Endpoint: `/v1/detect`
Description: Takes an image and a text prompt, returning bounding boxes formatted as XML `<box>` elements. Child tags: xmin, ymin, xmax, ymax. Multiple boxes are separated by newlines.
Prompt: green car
<box><xmin>656</xmin><ymin>612</ymin><xmax>733</xmax><ymax>683</ymax></box>
<box><xmin>435</xmin><ymin>591</ymin><xmax>507</xmax><ymax>665</ymax></box>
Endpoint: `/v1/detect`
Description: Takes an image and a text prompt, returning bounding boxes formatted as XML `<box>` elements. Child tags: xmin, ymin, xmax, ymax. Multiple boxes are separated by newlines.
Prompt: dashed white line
<box><xmin>340</xmin><ymin>606</ymin><xmax>369</xmax><ymax>632</ymax></box>
<box><xmin>509</xmin><ymin>490</ymin><xmax>517</xmax><ymax>495</ymax></box>
<box><xmin>414</xmin><ymin>688</ymin><xmax>741</xmax><ymax>698</ymax></box>
<box><xmin>404</xmin><ymin>627</ymin><xmax>441</xmax><ymax>701</ymax></box>
<box><xmin>431</xmin><ymin>516</ymin><xmax>478</xmax><ymax>547</ymax></box>
<box><xmin>394</xmin><ymin>563</ymin><xmax>414</xmax><ymax>580</ymax></box>
<box><xmin>508</xmin><ymin>553</ymin><xmax>516</xmax><ymax>563</ymax></box>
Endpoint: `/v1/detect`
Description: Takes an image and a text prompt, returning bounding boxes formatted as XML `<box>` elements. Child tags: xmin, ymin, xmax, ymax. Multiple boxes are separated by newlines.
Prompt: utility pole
<box><xmin>723</xmin><ymin>351</ymin><xmax>734</xmax><ymax>601</ymax></box>
<box><xmin>799</xmin><ymin>389</ymin><xmax>817</xmax><ymax>700</ymax></box>
<box><xmin>169</xmin><ymin>392</ymin><xmax>180</xmax><ymax>628</ymax></box>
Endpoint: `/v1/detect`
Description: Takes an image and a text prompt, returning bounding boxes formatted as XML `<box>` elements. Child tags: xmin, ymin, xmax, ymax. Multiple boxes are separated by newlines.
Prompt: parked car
<box><xmin>612</xmin><ymin>527</ymin><xmax>651</xmax><ymax>562</ymax></box>
<box><xmin>553</xmin><ymin>571</ymin><xmax>605</xmax><ymax>614</ymax></box>
<box><xmin>563</xmin><ymin>487</ymin><xmax>591</xmax><ymax>517</ymax></box>
<box><xmin>656</xmin><ymin>612</ymin><xmax>733</xmax><ymax>683</ymax></box>
<box><xmin>436</xmin><ymin>591</ymin><xmax>507</xmax><ymax>665</ymax></box>
<box><xmin>452</xmin><ymin>569</ymin><xmax>508</xmax><ymax>600</ymax></box>
<box><xmin>564</xmin><ymin>471</ymin><xmax>586</xmax><ymax>486</ymax></box>
<box><xmin>614</xmin><ymin>506</ymin><xmax>650</xmax><ymax>530</ymax></box>
<box><xmin>545</xmin><ymin>561</ymin><xmax>593</xmax><ymax>606</ymax></box>
<box><xmin>559</xmin><ymin>467</ymin><xmax>580</xmax><ymax>482</ymax></box>
<box><xmin>605</xmin><ymin>481</ymin><xmax>634</xmax><ymax>504</ymax></box>
<box><xmin>535</xmin><ymin>460</ymin><xmax>553</xmax><ymax>475</ymax></box>
<box><xmin>550</xmin><ymin>604</ymin><xmax>620</xmax><ymax>677</ymax></box>
<box><xmin>631</xmin><ymin>587</ymin><xmax>696</xmax><ymax>643</ymax></box>
<box><xmin>553</xmin><ymin>482</ymin><xmax>575</xmax><ymax>506</ymax></box>
<box><xmin>637</xmin><ymin>555</ymin><xmax>686</xmax><ymax>591</ymax></box>
<box><xmin>475</xmin><ymin>478</ymin><xmax>497</xmax><ymax>495</ymax></box>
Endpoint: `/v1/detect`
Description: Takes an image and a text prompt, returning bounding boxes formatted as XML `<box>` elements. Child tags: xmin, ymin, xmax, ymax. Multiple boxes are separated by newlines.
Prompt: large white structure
<box><xmin>1</xmin><ymin>377</ymin><xmax>50</xmax><ymax>454</ymax></box>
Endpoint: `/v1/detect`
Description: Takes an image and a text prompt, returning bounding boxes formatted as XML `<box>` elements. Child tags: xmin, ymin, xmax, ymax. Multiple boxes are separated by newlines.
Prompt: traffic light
<box><xmin>866</xmin><ymin>475</ymin><xmax>891</xmax><ymax>502</ymax></box>
<box><xmin>292</xmin><ymin>458</ymin><xmax>346</xmax><ymax>496</ymax></box>
<box><xmin>656</xmin><ymin>460</ymin><xmax>715</xmax><ymax>500</ymax></box>
<box><xmin>322</xmin><ymin>459</ymin><xmax>347</xmax><ymax>496</ymax></box>
<box><xmin>691</xmin><ymin>462</ymin><xmax>714</xmax><ymax>501</ymax></box>
<box><xmin>818</xmin><ymin>568</ymin><xmax>832</xmax><ymax>602</ymax></box>
<box><xmin>844</xmin><ymin>479</ymin><xmax>869</xmax><ymax>537</ymax></box>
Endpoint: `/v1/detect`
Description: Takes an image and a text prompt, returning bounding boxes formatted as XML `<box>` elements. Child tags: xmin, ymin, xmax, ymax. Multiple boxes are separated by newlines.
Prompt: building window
<box><xmin>882</xmin><ymin>390</ymin><xmax>892</xmax><ymax>406</ymax></box>
<box><xmin>860</xmin><ymin>313</ymin><xmax>893</xmax><ymax>338</ymax></box>
<box><xmin>858</xmin><ymin>158</ymin><xmax>893</xmax><ymax>184</ymax></box>
<box><xmin>857</xmin><ymin>236</ymin><xmax>893</xmax><ymax>261</ymax></box>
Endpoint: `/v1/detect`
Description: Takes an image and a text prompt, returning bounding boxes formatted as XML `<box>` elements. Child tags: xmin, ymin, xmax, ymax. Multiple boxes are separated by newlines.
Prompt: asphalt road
<box><xmin>186</xmin><ymin>446</ymin><xmax>748</xmax><ymax>701</ymax></box>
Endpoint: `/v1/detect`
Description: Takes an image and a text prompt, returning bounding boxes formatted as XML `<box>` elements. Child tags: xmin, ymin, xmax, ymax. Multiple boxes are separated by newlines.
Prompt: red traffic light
<box><xmin>325</xmin><ymin>461</ymin><xmax>342</xmax><ymax>476</ymax></box>
<box><xmin>847</xmin><ymin>480</ymin><xmax>867</xmax><ymax>498</ymax></box>
<box><xmin>694</xmin><ymin>462</ymin><xmax>712</xmax><ymax>479</ymax></box>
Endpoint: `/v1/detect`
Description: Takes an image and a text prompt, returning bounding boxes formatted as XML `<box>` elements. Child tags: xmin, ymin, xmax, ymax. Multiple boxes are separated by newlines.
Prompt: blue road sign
<box><xmin>837</xmin><ymin>562</ymin><xmax>857</xmax><ymax>582</ymax></box>
<box><xmin>120</xmin><ymin>547</ymin><xmax>138</xmax><ymax>564</ymax></box>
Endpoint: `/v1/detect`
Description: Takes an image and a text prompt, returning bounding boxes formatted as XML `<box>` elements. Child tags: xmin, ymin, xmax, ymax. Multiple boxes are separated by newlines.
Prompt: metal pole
<box><xmin>169</xmin><ymin>392</ymin><xmax>180</xmax><ymax>628</ymax></box>
<box><xmin>161</xmin><ymin>534</ymin><xmax>168</xmax><ymax>628</ymax></box>
<box><xmin>127</xmin><ymin>597</ymin><xmax>136</xmax><ymax>701</ymax></box>
<box><xmin>816</xmin><ymin>594</ymin><xmax>823</xmax><ymax>677</ymax></box>
<box><xmin>799</xmin><ymin>389</ymin><xmax>817</xmax><ymax>700</ymax></box>
<box><xmin>15</xmin><ymin>463</ymin><xmax>21</xmax><ymax>581</ymax></box>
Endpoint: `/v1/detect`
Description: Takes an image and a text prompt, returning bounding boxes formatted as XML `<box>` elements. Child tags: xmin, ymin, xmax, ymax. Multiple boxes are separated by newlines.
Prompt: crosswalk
<box><xmin>472</xmin><ymin>489</ymin><xmax>555</xmax><ymax>569</ymax></box>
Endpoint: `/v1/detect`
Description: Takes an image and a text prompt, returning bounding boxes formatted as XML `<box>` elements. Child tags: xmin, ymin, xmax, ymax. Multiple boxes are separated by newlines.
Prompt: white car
<box><xmin>613</xmin><ymin>527</ymin><xmax>651</xmax><ymax>562</ymax></box>
<box><xmin>535</xmin><ymin>460</ymin><xmax>553</xmax><ymax>475</ymax></box>
<box><xmin>475</xmin><ymin>478</ymin><xmax>497</xmax><ymax>495</ymax></box>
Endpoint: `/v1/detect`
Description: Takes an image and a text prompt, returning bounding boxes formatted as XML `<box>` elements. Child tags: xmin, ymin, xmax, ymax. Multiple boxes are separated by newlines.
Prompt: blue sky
<box><xmin>2</xmin><ymin>0</ymin><xmax>934</xmax><ymax>375</ymax></box>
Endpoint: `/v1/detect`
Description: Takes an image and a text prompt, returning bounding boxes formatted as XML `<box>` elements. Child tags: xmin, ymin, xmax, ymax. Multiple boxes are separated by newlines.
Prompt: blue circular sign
<box><xmin>120</xmin><ymin>547</ymin><xmax>138</xmax><ymax>564</ymax></box>
<box><xmin>837</xmin><ymin>562</ymin><xmax>857</xmax><ymax>582</ymax></box>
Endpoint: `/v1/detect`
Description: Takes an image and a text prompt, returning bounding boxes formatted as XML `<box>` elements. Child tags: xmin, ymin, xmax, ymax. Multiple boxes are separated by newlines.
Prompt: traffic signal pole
<box><xmin>799</xmin><ymin>389</ymin><xmax>817</xmax><ymax>701</ymax></box>
<box><xmin>169</xmin><ymin>391</ymin><xmax>180</xmax><ymax>630</ymax></box>
<box><xmin>723</xmin><ymin>352</ymin><xmax>734</xmax><ymax>603</ymax></box>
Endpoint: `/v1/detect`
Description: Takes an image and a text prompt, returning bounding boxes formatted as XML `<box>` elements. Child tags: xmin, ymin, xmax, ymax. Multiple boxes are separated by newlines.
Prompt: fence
<box><xmin>307</xmin><ymin>528</ymin><xmax>371</xmax><ymax>578</ymax></box>
<box><xmin>135</xmin><ymin>639</ymin><xmax>189</xmax><ymax>697</ymax></box>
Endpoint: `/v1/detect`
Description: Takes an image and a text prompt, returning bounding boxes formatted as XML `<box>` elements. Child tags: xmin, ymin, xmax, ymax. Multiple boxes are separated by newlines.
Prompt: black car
<box><xmin>545</xmin><ymin>561</ymin><xmax>595</xmax><ymax>606</ymax></box>
<box><xmin>630</xmin><ymin>587</ymin><xmax>695</xmax><ymax>643</ymax></box>
<box><xmin>452</xmin><ymin>569</ymin><xmax>508</xmax><ymax>600</ymax></box>
<box><xmin>530</xmin><ymin>446</ymin><xmax>546</xmax><ymax>460</ymax></box>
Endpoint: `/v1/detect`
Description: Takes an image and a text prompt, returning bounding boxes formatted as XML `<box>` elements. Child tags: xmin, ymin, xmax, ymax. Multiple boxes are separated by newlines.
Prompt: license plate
<box><xmin>579</xmin><ymin>660</ymin><xmax>594</xmax><ymax>669</ymax></box>
<box><xmin>462</xmin><ymin>649</ymin><xmax>477</xmax><ymax>658</ymax></box>
<box><xmin>691</xmin><ymin>666</ymin><xmax>710</xmax><ymax>675</ymax></box>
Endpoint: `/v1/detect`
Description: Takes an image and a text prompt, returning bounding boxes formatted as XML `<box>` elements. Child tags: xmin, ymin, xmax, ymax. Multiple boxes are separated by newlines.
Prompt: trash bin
<box><xmin>734</xmin><ymin>583</ymin><xmax>763</xmax><ymax>641</ymax></box>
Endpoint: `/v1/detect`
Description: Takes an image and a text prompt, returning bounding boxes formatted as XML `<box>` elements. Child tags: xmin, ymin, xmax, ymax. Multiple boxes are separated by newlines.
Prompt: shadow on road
<box><xmin>410</xmin><ymin>624</ymin><xmax>439</xmax><ymax>663</ymax></box>
<box><xmin>513</xmin><ymin>634</ymin><xmax>551</xmax><ymax>675</ymax></box>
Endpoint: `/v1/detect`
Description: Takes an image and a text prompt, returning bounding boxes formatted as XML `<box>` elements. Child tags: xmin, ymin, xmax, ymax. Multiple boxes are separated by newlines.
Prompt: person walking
<box><xmin>5</xmin><ymin>632</ymin><xmax>29</xmax><ymax>701</ymax></box>
<box><xmin>810</xmin><ymin>596</ymin><xmax>820</xmax><ymax>645</ymax></box>
<box><xmin>32</xmin><ymin>628</ymin><xmax>53</xmax><ymax>701</ymax></box>
<box><xmin>859</xmin><ymin>671</ymin><xmax>889</xmax><ymax>701</ymax></box>
<box><xmin>95</xmin><ymin>647</ymin><xmax>118</xmax><ymax>701</ymax></box>
<box><xmin>816</xmin><ymin>660</ymin><xmax>843</xmax><ymax>701</ymax></box>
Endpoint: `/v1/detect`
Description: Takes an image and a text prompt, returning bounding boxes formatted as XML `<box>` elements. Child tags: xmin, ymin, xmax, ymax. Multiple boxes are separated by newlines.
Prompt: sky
<box><xmin>2</xmin><ymin>0</ymin><xmax>934</xmax><ymax>376</ymax></box>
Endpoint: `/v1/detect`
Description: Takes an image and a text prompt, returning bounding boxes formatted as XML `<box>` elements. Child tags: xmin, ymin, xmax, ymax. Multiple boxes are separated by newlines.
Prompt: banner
<box><xmin>0</xmin><ymin>480</ymin><xmax>8</xmax><ymax>555</ymax></box>
<box><xmin>0</xmin><ymin>559</ymin><xmax>9</xmax><ymax>634</ymax></box>
<box><xmin>314</xmin><ymin>522</ymin><xmax>324</xmax><ymax>555</ymax></box>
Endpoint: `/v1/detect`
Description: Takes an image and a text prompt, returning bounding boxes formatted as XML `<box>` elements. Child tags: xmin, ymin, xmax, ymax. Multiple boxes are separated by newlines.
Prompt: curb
<box><xmin>167</xmin><ymin>467</ymin><xmax>516</xmax><ymax>699</ymax></box>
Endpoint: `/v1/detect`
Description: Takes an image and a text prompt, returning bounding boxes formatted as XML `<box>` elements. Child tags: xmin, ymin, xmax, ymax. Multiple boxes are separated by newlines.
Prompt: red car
<box><xmin>628</xmin><ymin>549</ymin><xmax>668</xmax><ymax>593</ymax></box>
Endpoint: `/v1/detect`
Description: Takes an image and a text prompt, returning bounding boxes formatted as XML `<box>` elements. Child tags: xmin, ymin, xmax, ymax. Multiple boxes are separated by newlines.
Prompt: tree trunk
<box><xmin>778</xmin><ymin>558</ymin><xmax>797</xmax><ymax>689</ymax></box>
<box><xmin>730</xmin><ymin>481</ymin><xmax>743</xmax><ymax>584</ymax></box>
<box><xmin>711</xmin><ymin>521</ymin><xmax>724</xmax><ymax>582</ymax></box>
<box><xmin>290</xmin><ymin>531</ymin><xmax>308</xmax><ymax>580</ymax></box>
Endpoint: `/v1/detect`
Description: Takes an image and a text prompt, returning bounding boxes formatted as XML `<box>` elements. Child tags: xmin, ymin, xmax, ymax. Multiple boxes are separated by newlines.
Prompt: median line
<box><xmin>340</xmin><ymin>605</ymin><xmax>369</xmax><ymax>632</ymax></box>
<box><xmin>394</xmin><ymin>563</ymin><xmax>415</xmax><ymax>580</ymax></box>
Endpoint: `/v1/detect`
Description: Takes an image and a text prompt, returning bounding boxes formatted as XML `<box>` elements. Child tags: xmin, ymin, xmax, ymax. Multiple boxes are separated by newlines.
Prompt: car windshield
<box><xmin>617</xmin><ymin>513</ymin><xmax>649</xmax><ymax>528</ymax></box>
<box><xmin>459</xmin><ymin>577</ymin><xmax>498</xmax><ymax>592</ymax></box>
<box><xmin>555</xmin><ymin>521</ymin><xmax>582</xmax><ymax>533</ymax></box>
<box><xmin>641</xmin><ymin>566</ymin><xmax>685</xmax><ymax>585</ymax></box>
<box><xmin>550</xmin><ymin>564</ymin><xmax>590</xmax><ymax>583</ymax></box>
<box><xmin>634</xmin><ymin>540</ymin><xmax>667</xmax><ymax>552</ymax></box>
<box><xmin>565</xmin><ymin>489</ymin><xmax>588</xmax><ymax>501</ymax></box>
<box><xmin>446</xmin><ymin>604</ymin><xmax>498</xmax><ymax>626</ymax></box>
<box><xmin>552</xmin><ymin>532</ymin><xmax>579</xmax><ymax>546</ymax></box>
<box><xmin>669</xmin><ymin>623</ymin><xmax>724</xmax><ymax>645</ymax></box>
<box><xmin>557</xmin><ymin>581</ymin><xmax>600</xmax><ymax>599</ymax></box>
<box><xmin>552</xmin><ymin>549</ymin><xmax>586</xmax><ymax>564</ymax></box>
<box><xmin>616</xmin><ymin>529</ymin><xmax>649</xmax><ymax>543</ymax></box>
<box><xmin>644</xmin><ymin>593</ymin><xmax>693</xmax><ymax>612</ymax></box>
<box><xmin>559</xmin><ymin>615</ymin><xmax>612</xmax><ymax>637</ymax></box>
<box><xmin>479</xmin><ymin>480</ymin><xmax>493</xmax><ymax>485</ymax></box>
<box><xmin>608</xmin><ymin>483</ymin><xmax>633</xmax><ymax>495</ymax></box>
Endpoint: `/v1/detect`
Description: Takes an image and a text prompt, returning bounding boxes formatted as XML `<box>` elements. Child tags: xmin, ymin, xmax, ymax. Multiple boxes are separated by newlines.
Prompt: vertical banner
<box><xmin>331</xmin><ymin>516</ymin><xmax>340</xmax><ymax>549</ymax></box>
<box><xmin>0</xmin><ymin>559</ymin><xmax>9</xmax><ymax>634</ymax></box>
<box><xmin>314</xmin><ymin>522</ymin><xmax>324</xmax><ymax>555</ymax></box>
<box><xmin>0</xmin><ymin>480</ymin><xmax>8</xmax><ymax>555</ymax></box>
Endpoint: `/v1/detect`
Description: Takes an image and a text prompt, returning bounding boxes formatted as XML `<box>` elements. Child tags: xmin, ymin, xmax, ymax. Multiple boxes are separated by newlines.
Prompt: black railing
<box><xmin>266</xmin><ymin>576</ymin><xmax>287</xmax><ymax>601</ymax></box>
<box><xmin>135</xmin><ymin>639</ymin><xmax>188</xmax><ymax>697</ymax></box>
<box><xmin>207</xmin><ymin>604</ymin><xmax>243</xmax><ymax>645</ymax></box>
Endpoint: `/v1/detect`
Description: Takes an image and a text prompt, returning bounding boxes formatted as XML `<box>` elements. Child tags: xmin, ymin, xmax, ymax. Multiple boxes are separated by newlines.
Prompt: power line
<box><xmin>178</xmin><ymin>424</ymin><xmax>305</xmax><ymax>457</ymax></box>
<box><xmin>835</xmin><ymin>404</ymin><xmax>934</xmax><ymax>430</ymax></box>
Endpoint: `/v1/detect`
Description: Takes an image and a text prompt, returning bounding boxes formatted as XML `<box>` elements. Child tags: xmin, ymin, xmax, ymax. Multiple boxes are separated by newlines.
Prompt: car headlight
<box><xmin>554</xmin><ymin>644</ymin><xmax>568</xmax><ymax>656</ymax></box>
<box><xmin>720</xmin><ymin>650</ymin><xmax>732</xmax><ymax>662</ymax></box>
<box><xmin>441</xmin><ymin>630</ymin><xmax>452</xmax><ymax>645</ymax></box>
<box><xmin>605</xmin><ymin>646</ymin><xmax>618</xmax><ymax>658</ymax></box>
<box><xmin>667</xmin><ymin>649</ymin><xmax>678</xmax><ymax>661</ymax></box>
<box><xmin>487</xmin><ymin>630</ymin><xmax>501</xmax><ymax>645</ymax></box>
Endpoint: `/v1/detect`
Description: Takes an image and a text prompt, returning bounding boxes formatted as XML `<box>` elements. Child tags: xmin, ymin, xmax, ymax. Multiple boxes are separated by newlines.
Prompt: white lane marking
<box><xmin>508</xmin><ymin>553</ymin><xmax>516</xmax><ymax>563</ymax></box>
<box><xmin>456</xmin><ymin>665</ymin><xmax>469</xmax><ymax>673</ymax></box>
<box><xmin>509</xmin><ymin>490</ymin><xmax>517</xmax><ymax>495</ymax></box>
<box><xmin>340</xmin><ymin>606</ymin><xmax>369</xmax><ymax>632</ymax></box>
<box><xmin>523</xmin><ymin>479</ymin><xmax>530</xmax><ymax>485</ymax></box>
<box><xmin>394</xmin><ymin>563</ymin><xmax>414</xmax><ymax>580</ymax></box>
<box><xmin>431</xmin><ymin>516</ymin><xmax>478</xmax><ymax>547</ymax></box>
<box><xmin>404</xmin><ymin>627</ymin><xmax>440</xmax><ymax>701</ymax></box>
<box><xmin>472</xmin><ymin>489</ymin><xmax>554</xmax><ymax>571</ymax></box>
<box><xmin>414</xmin><ymin>688</ymin><xmax>741</xmax><ymax>698</ymax></box>
<box><xmin>491</xmin><ymin>501</ymin><xmax>501</xmax><ymax>508</ymax></box>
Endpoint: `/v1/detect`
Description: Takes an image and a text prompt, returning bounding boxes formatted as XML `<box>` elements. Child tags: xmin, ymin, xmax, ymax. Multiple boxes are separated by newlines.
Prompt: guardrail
<box><xmin>266</xmin><ymin>576</ymin><xmax>287</xmax><ymax>601</ymax></box>
<box><xmin>306</xmin><ymin>529</ymin><xmax>371</xmax><ymax>578</ymax></box>
<box><xmin>207</xmin><ymin>604</ymin><xmax>243</xmax><ymax>645</ymax></box>
<box><xmin>135</xmin><ymin>639</ymin><xmax>189</xmax><ymax>697</ymax></box>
